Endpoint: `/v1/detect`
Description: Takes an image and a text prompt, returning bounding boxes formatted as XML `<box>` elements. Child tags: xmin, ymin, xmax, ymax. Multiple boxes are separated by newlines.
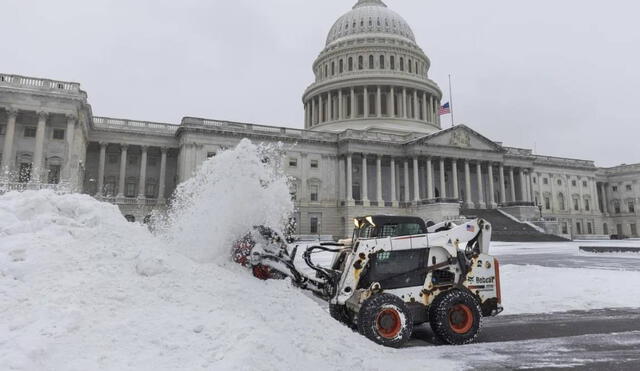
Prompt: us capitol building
<box><xmin>1</xmin><ymin>0</ymin><xmax>638</xmax><ymax>239</ymax></box>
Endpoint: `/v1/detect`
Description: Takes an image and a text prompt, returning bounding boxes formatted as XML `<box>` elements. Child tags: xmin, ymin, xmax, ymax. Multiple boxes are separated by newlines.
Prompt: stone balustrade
<box><xmin>0</xmin><ymin>74</ymin><xmax>85</xmax><ymax>97</ymax></box>
<box><xmin>93</xmin><ymin>117</ymin><xmax>178</xmax><ymax>135</ymax></box>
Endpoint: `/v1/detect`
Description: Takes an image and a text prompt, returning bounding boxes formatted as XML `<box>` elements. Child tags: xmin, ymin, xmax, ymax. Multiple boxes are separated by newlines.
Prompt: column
<box><xmin>488</xmin><ymin>163</ymin><xmax>496</xmax><ymax>208</ymax></box>
<box><xmin>413</xmin><ymin>156</ymin><xmax>420</xmax><ymax>202</ymax></box>
<box><xmin>402</xmin><ymin>88</ymin><xmax>407</xmax><ymax>118</ymax></box>
<box><xmin>592</xmin><ymin>179</ymin><xmax>600</xmax><ymax>214</ymax></box>
<box><xmin>403</xmin><ymin>159</ymin><xmax>410</xmax><ymax>202</ymax></box>
<box><xmin>389</xmin><ymin>87</ymin><xmax>396</xmax><ymax>117</ymax></box>
<box><xmin>158</xmin><ymin>147</ymin><xmax>168</xmax><ymax>201</ymax></box>
<box><xmin>429</xmin><ymin>96</ymin><xmax>434</xmax><ymax>123</ymax></box>
<box><xmin>63</xmin><ymin>114</ymin><xmax>77</xmax><ymax>181</ymax></box>
<box><xmin>338</xmin><ymin>90</ymin><xmax>343</xmax><ymax>120</ymax></box>
<box><xmin>509</xmin><ymin>167</ymin><xmax>516</xmax><ymax>202</ymax></box>
<box><xmin>439</xmin><ymin>158</ymin><xmax>446</xmax><ymax>199</ymax></box>
<box><xmin>376</xmin><ymin>155</ymin><xmax>383</xmax><ymax>204</ymax></box>
<box><xmin>519</xmin><ymin>169</ymin><xmax>526</xmax><ymax>202</ymax></box>
<box><xmin>390</xmin><ymin>157</ymin><xmax>397</xmax><ymax>206</ymax></box>
<box><xmin>464</xmin><ymin>160</ymin><xmax>473</xmax><ymax>209</ymax></box>
<box><xmin>311</xmin><ymin>98</ymin><xmax>316</xmax><ymax>126</ymax></box>
<box><xmin>350</xmin><ymin>88</ymin><xmax>356</xmax><ymax>119</ymax></box>
<box><xmin>97</xmin><ymin>142</ymin><xmax>107</xmax><ymax>196</ymax></box>
<box><xmin>413</xmin><ymin>90</ymin><xmax>419</xmax><ymax>119</ymax></box>
<box><xmin>327</xmin><ymin>91</ymin><xmax>332</xmax><ymax>122</ymax></box>
<box><xmin>304</xmin><ymin>103</ymin><xmax>309</xmax><ymax>128</ymax></box>
<box><xmin>452</xmin><ymin>159</ymin><xmax>459</xmax><ymax>200</ymax></box>
<box><xmin>376</xmin><ymin>86</ymin><xmax>382</xmax><ymax>118</ymax></box>
<box><xmin>319</xmin><ymin>95</ymin><xmax>324</xmax><ymax>123</ymax></box>
<box><xmin>361</xmin><ymin>154</ymin><xmax>369</xmax><ymax>205</ymax></box>
<box><xmin>32</xmin><ymin>111</ymin><xmax>48</xmax><ymax>182</ymax></box>
<box><xmin>528</xmin><ymin>171</ymin><xmax>535</xmax><ymax>203</ymax></box>
<box><xmin>499</xmin><ymin>164</ymin><xmax>507</xmax><ymax>204</ymax></box>
<box><xmin>422</xmin><ymin>92</ymin><xmax>428</xmax><ymax>122</ymax></box>
<box><xmin>476</xmin><ymin>162</ymin><xmax>486</xmax><ymax>209</ymax></box>
<box><xmin>1</xmin><ymin>108</ymin><xmax>17</xmax><ymax>178</ymax></box>
<box><xmin>117</xmin><ymin>144</ymin><xmax>128</xmax><ymax>198</ymax></box>
<box><xmin>602</xmin><ymin>183</ymin><xmax>609</xmax><ymax>214</ymax></box>
<box><xmin>426</xmin><ymin>157</ymin><xmax>434</xmax><ymax>200</ymax></box>
<box><xmin>138</xmin><ymin>146</ymin><xmax>148</xmax><ymax>198</ymax></box>
<box><xmin>346</xmin><ymin>154</ymin><xmax>353</xmax><ymax>202</ymax></box>
<box><xmin>363</xmin><ymin>87</ymin><xmax>369</xmax><ymax>118</ymax></box>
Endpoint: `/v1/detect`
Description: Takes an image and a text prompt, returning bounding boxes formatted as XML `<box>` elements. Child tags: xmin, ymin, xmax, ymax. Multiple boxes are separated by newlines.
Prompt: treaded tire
<box><xmin>357</xmin><ymin>294</ymin><xmax>413</xmax><ymax>348</ymax></box>
<box><xmin>429</xmin><ymin>289</ymin><xmax>483</xmax><ymax>345</ymax></box>
<box><xmin>329</xmin><ymin>304</ymin><xmax>355</xmax><ymax>329</ymax></box>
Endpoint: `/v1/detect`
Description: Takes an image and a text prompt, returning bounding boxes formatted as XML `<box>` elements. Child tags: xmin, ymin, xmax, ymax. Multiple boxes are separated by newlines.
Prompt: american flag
<box><xmin>439</xmin><ymin>102</ymin><xmax>451</xmax><ymax>116</ymax></box>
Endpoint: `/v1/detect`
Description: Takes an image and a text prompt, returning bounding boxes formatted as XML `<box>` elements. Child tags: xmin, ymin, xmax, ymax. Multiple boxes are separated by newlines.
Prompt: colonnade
<box><xmin>342</xmin><ymin>153</ymin><xmax>534</xmax><ymax>209</ymax></box>
<box><xmin>95</xmin><ymin>143</ymin><xmax>168</xmax><ymax>200</ymax></box>
<box><xmin>1</xmin><ymin>108</ymin><xmax>77</xmax><ymax>183</ymax></box>
<box><xmin>305</xmin><ymin>86</ymin><xmax>440</xmax><ymax>128</ymax></box>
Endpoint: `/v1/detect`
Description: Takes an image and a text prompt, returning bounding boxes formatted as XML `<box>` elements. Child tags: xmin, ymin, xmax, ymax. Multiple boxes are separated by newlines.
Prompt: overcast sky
<box><xmin>2</xmin><ymin>0</ymin><xmax>639</xmax><ymax>167</ymax></box>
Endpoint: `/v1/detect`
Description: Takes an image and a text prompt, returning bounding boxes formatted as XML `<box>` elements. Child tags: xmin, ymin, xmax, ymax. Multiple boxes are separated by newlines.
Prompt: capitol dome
<box><xmin>326</xmin><ymin>0</ymin><xmax>416</xmax><ymax>47</ymax></box>
<box><xmin>302</xmin><ymin>0</ymin><xmax>443</xmax><ymax>135</ymax></box>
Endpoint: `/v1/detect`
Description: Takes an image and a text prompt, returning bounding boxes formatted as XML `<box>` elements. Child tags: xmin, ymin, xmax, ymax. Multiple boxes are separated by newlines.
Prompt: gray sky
<box><xmin>2</xmin><ymin>0</ymin><xmax>639</xmax><ymax>167</ymax></box>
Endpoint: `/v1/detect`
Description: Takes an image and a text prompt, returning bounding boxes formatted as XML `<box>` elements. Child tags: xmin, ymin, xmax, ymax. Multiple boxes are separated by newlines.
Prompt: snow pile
<box><xmin>500</xmin><ymin>264</ymin><xmax>640</xmax><ymax>315</ymax></box>
<box><xmin>157</xmin><ymin>138</ymin><xmax>294</xmax><ymax>262</ymax></box>
<box><xmin>0</xmin><ymin>140</ymin><xmax>460</xmax><ymax>371</ymax></box>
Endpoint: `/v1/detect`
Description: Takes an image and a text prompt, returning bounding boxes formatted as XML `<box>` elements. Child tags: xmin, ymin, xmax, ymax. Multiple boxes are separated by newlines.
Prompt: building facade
<box><xmin>1</xmin><ymin>0</ymin><xmax>639</xmax><ymax>238</ymax></box>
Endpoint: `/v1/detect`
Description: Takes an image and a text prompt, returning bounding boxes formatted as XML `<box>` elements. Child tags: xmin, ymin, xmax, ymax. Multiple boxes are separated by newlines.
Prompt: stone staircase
<box><xmin>460</xmin><ymin>208</ymin><xmax>569</xmax><ymax>242</ymax></box>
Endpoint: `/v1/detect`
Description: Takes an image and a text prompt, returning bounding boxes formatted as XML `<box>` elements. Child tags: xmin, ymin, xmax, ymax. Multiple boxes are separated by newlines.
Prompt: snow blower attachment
<box><xmin>239</xmin><ymin>216</ymin><xmax>503</xmax><ymax>348</ymax></box>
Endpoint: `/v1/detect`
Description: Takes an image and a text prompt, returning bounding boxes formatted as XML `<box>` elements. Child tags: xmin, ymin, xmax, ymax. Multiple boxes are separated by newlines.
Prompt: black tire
<box><xmin>329</xmin><ymin>304</ymin><xmax>354</xmax><ymax>328</ymax></box>
<box><xmin>429</xmin><ymin>289</ymin><xmax>482</xmax><ymax>345</ymax></box>
<box><xmin>356</xmin><ymin>294</ymin><xmax>413</xmax><ymax>348</ymax></box>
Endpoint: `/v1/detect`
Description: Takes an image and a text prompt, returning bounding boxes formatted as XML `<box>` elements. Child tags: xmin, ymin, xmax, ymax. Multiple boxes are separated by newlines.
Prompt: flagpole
<box><xmin>448</xmin><ymin>74</ymin><xmax>455</xmax><ymax>127</ymax></box>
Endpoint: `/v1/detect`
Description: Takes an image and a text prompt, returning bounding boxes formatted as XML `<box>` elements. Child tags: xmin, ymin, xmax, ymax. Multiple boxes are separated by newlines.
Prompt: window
<box><xmin>584</xmin><ymin>199</ymin><xmax>590</xmax><ymax>211</ymax></box>
<box><xmin>582</xmin><ymin>181</ymin><xmax>587</xmax><ymax>187</ymax></box>
<box><xmin>310</xmin><ymin>216</ymin><xmax>320</xmax><ymax>234</ymax></box>
<box><xmin>576</xmin><ymin>223</ymin><xmax>582</xmax><ymax>235</ymax></box>
<box><xmin>614</xmin><ymin>201</ymin><xmax>621</xmax><ymax>214</ymax></box>
<box><xmin>562</xmin><ymin>222</ymin><xmax>568</xmax><ymax>234</ymax></box>
<box><xmin>379</xmin><ymin>55</ymin><xmax>385</xmax><ymax>69</ymax></box>
<box><xmin>47</xmin><ymin>165</ymin><xmax>61</xmax><ymax>184</ymax></box>
<box><xmin>557</xmin><ymin>179</ymin><xmax>562</xmax><ymax>186</ymax></box>
<box><xmin>358</xmin><ymin>56</ymin><xmax>364</xmax><ymax>70</ymax></box>
<box><xmin>348</xmin><ymin>57</ymin><xmax>353</xmax><ymax>71</ymax></box>
<box><xmin>390</xmin><ymin>56</ymin><xmax>395</xmax><ymax>70</ymax></box>
<box><xmin>399</xmin><ymin>57</ymin><xmax>404</xmax><ymax>71</ymax></box>
<box><xmin>572</xmin><ymin>180</ymin><xmax>577</xmax><ymax>187</ymax></box>
<box><xmin>626</xmin><ymin>185</ymin><xmax>633</xmax><ymax>191</ymax></box>
<box><xmin>558</xmin><ymin>193</ymin><xmax>565</xmax><ymax>210</ymax></box>
<box><xmin>339</xmin><ymin>59</ymin><xmax>344</xmax><ymax>73</ymax></box>
<box><xmin>310</xmin><ymin>160</ymin><xmax>319</xmax><ymax>169</ymax></box>
<box><xmin>104</xmin><ymin>176</ymin><xmax>116</xmax><ymax>196</ymax></box>
<box><xmin>148</xmin><ymin>157</ymin><xmax>158</xmax><ymax>167</ymax></box>
<box><xmin>290</xmin><ymin>183</ymin><xmax>298</xmax><ymax>201</ymax></box>
<box><xmin>52</xmin><ymin>129</ymin><xmax>65</xmax><ymax>140</ymax></box>
<box><xmin>629</xmin><ymin>201</ymin><xmax>635</xmax><ymax>213</ymax></box>
<box><xmin>587</xmin><ymin>222</ymin><xmax>593</xmax><ymax>234</ymax></box>
<box><xmin>289</xmin><ymin>158</ymin><xmax>297</xmax><ymax>168</ymax></box>
<box><xmin>331</xmin><ymin>61</ymin><xmax>335</xmax><ymax>75</ymax></box>
<box><xmin>368</xmin><ymin>55</ymin><xmax>374</xmax><ymax>69</ymax></box>
<box><xmin>324</xmin><ymin>64</ymin><xmax>328</xmax><ymax>78</ymax></box>
<box><xmin>128</xmin><ymin>155</ymin><xmax>138</xmax><ymax>166</ymax></box>
<box><xmin>415</xmin><ymin>61</ymin><xmax>418</xmax><ymax>74</ymax></box>
<box><xmin>145</xmin><ymin>180</ymin><xmax>157</xmax><ymax>198</ymax></box>
<box><xmin>24</xmin><ymin>127</ymin><xmax>37</xmax><ymax>138</ymax></box>
<box><xmin>19</xmin><ymin>163</ymin><xmax>32</xmax><ymax>183</ymax></box>
<box><xmin>545</xmin><ymin>197</ymin><xmax>551</xmax><ymax>210</ymax></box>
<box><xmin>612</xmin><ymin>186</ymin><xmax>618</xmax><ymax>192</ymax></box>
<box><xmin>543</xmin><ymin>178</ymin><xmax>548</xmax><ymax>185</ymax></box>
<box><xmin>533</xmin><ymin>177</ymin><xmax>537</xmax><ymax>184</ymax></box>
<box><xmin>603</xmin><ymin>223</ymin><xmax>609</xmax><ymax>235</ymax></box>
<box><xmin>573</xmin><ymin>198</ymin><xmax>579</xmax><ymax>211</ymax></box>
<box><xmin>310</xmin><ymin>185</ymin><xmax>319</xmax><ymax>202</ymax></box>
<box><xmin>108</xmin><ymin>154</ymin><xmax>118</xmax><ymax>164</ymax></box>
<box><xmin>207</xmin><ymin>152</ymin><xmax>216</xmax><ymax>159</ymax></box>
<box><xmin>632</xmin><ymin>224</ymin><xmax>638</xmax><ymax>237</ymax></box>
<box><xmin>408</xmin><ymin>59</ymin><xmax>412</xmax><ymax>73</ymax></box>
<box><xmin>125</xmin><ymin>177</ymin><xmax>137</xmax><ymax>197</ymax></box>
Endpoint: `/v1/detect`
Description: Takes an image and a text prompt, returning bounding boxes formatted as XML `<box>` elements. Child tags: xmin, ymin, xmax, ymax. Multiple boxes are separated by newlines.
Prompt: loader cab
<box><xmin>352</xmin><ymin>215</ymin><xmax>426</xmax><ymax>240</ymax></box>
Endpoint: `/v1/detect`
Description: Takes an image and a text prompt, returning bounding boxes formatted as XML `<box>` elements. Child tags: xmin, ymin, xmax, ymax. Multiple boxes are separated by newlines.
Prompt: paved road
<box><xmin>411</xmin><ymin>308</ymin><xmax>640</xmax><ymax>370</ymax></box>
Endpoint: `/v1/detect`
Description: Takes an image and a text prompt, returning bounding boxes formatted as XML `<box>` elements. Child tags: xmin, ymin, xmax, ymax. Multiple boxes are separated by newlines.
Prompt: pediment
<box><xmin>411</xmin><ymin>125</ymin><xmax>504</xmax><ymax>152</ymax></box>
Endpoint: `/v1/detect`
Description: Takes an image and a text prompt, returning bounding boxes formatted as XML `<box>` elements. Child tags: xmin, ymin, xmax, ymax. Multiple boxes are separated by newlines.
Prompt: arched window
<box><xmin>558</xmin><ymin>193</ymin><xmax>565</xmax><ymax>211</ymax></box>
<box><xmin>390</xmin><ymin>56</ymin><xmax>395</xmax><ymax>70</ymax></box>
<box><xmin>339</xmin><ymin>59</ymin><xmax>344</xmax><ymax>73</ymax></box>
<box><xmin>348</xmin><ymin>57</ymin><xmax>353</xmax><ymax>71</ymax></box>
<box><xmin>331</xmin><ymin>61</ymin><xmax>335</xmax><ymax>76</ymax></box>
<box><xmin>399</xmin><ymin>57</ymin><xmax>404</xmax><ymax>71</ymax></box>
<box><xmin>408</xmin><ymin>59</ymin><xmax>412</xmax><ymax>73</ymax></box>
<box><xmin>368</xmin><ymin>55</ymin><xmax>374</xmax><ymax>69</ymax></box>
<box><xmin>613</xmin><ymin>200</ymin><xmax>621</xmax><ymax>214</ymax></box>
<box><xmin>379</xmin><ymin>55</ymin><xmax>385</xmax><ymax>69</ymax></box>
<box><xmin>324</xmin><ymin>64</ymin><xmax>328</xmax><ymax>78</ymax></box>
<box><xmin>358</xmin><ymin>56</ymin><xmax>364</xmax><ymax>70</ymax></box>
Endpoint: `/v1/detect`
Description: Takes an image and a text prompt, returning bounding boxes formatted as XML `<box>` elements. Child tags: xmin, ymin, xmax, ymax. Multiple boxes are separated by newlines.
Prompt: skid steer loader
<box><xmin>246</xmin><ymin>215</ymin><xmax>503</xmax><ymax>348</ymax></box>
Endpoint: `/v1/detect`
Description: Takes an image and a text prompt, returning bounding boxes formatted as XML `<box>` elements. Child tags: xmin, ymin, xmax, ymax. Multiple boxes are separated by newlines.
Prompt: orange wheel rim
<box><xmin>375</xmin><ymin>308</ymin><xmax>402</xmax><ymax>339</ymax></box>
<box><xmin>449</xmin><ymin>304</ymin><xmax>474</xmax><ymax>334</ymax></box>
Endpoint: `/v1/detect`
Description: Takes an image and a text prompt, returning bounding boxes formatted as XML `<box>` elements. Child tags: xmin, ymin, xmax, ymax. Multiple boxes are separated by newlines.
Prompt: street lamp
<box><xmin>537</xmin><ymin>203</ymin><xmax>543</xmax><ymax>220</ymax></box>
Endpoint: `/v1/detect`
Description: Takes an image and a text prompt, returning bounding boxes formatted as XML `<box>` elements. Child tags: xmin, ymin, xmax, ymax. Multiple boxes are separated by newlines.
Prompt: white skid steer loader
<box><xmin>247</xmin><ymin>215</ymin><xmax>503</xmax><ymax>348</ymax></box>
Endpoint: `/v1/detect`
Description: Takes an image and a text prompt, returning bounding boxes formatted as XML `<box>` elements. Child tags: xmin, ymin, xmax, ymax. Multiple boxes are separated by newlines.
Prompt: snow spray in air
<box><xmin>157</xmin><ymin>139</ymin><xmax>294</xmax><ymax>262</ymax></box>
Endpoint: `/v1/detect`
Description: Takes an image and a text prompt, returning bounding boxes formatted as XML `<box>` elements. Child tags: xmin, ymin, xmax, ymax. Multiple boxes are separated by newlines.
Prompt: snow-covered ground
<box><xmin>2</xmin><ymin>140</ymin><xmax>639</xmax><ymax>370</ymax></box>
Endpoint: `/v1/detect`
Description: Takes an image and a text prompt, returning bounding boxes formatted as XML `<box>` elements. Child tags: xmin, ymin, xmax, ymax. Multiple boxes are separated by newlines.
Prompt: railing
<box><xmin>96</xmin><ymin>195</ymin><xmax>165</xmax><ymax>206</ymax></box>
<box><xmin>0</xmin><ymin>73</ymin><xmax>84</xmax><ymax>96</ymax></box>
<box><xmin>93</xmin><ymin>116</ymin><xmax>178</xmax><ymax>135</ymax></box>
<box><xmin>500</xmin><ymin>201</ymin><xmax>536</xmax><ymax>207</ymax></box>
<box><xmin>0</xmin><ymin>182</ymin><xmax>69</xmax><ymax>194</ymax></box>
